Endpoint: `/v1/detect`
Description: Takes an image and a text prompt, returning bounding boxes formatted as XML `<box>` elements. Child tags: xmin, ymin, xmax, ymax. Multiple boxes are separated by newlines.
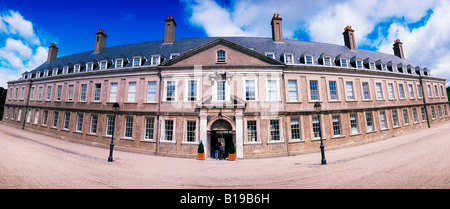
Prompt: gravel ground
<box><xmin>0</xmin><ymin>121</ymin><xmax>449</xmax><ymax>189</ymax></box>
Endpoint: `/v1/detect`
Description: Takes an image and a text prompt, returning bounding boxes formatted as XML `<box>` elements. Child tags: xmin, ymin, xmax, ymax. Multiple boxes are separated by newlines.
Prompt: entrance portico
<box><xmin>197</xmin><ymin>95</ymin><xmax>245</xmax><ymax>159</ymax></box>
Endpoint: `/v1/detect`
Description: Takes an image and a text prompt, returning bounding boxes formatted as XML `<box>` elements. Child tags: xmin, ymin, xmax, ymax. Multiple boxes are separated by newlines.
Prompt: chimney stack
<box><xmin>393</xmin><ymin>39</ymin><xmax>405</xmax><ymax>59</ymax></box>
<box><xmin>343</xmin><ymin>25</ymin><xmax>356</xmax><ymax>50</ymax></box>
<box><xmin>271</xmin><ymin>14</ymin><xmax>283</xmax><ymax>42</ymax></box>
<box><xmin>164</xmin><ymin>15</ymin><xmax>176</xmax><ymax>43</ymax></box>
<box><xmin>47</xmin><ymin>43</ymin><xmax>58</xmax><ymax>63</ymax></box>
<box><xmin>94</xmin><ymin>29</ymin><xmax>107</xmax><ymax>52</ymax></box>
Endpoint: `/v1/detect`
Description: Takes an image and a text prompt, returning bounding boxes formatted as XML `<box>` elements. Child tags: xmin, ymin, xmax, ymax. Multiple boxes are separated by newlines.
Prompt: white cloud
<box><xmin>0</xmin><ymin>10</ymin><xmax>52</xmax><ymax>88</ymax></box>
<box><xmin>1</xmin><ymin>10</ymin><xmax>41</xmax><ymax>45</ymax></box>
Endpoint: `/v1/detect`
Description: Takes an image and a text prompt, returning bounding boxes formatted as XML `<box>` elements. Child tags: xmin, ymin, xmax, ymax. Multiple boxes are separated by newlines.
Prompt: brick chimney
<box><xmin>343</xmin><ymin>25</ymin><xmax>356</xmax><ymax>50</ymax></box>
<box><xmin>271</xmin><ymin>14</ymin><xmax>283</xmax><ymax>42</ymax></box>
<box><xmin>393</xmin><ymin>39</ymin><xmax>405</xmax><ymax>59</ymax></box>
<box><xmin>47</xmin><ymin>43</ymin><xmax>58</xmax><ymax>63</ymax></box>
<box><xmin>94</xmin><ymin>29</ymin><xmax>107</xmax><ymax>52</ymax></box>
<box><xmin>164</xmin><ymin>15</ymin><xmax>176</xmax><ymax>43</ymax></box>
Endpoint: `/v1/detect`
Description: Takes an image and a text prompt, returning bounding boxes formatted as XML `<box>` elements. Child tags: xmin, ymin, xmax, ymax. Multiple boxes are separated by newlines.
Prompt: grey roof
<box><xmin>29</xmin><ymin>36</ymin><xmax>420</xmax><ymax>74</ymax></box>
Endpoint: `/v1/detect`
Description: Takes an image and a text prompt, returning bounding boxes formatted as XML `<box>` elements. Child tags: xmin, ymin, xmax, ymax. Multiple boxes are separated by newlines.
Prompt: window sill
<box><xmin>289</xmin><ymin>139</ymin><xmax>305</xmax><ymax>143</ymax></box>
<box><xmin>120</xmin><ymin>137</ymin><xmax>134</xmax><ymax>141</ymax></box>
<box><xmin>86</xmin><ymin>133</ymin><xmax>98</xmax><ymax>136</ymax></box>
<box><xmin>244</xmin><ymin>141</ymin><xmax>261</xmax><ymax>145</ymax></box>
<box><xmin>311</xmin><ymin>138</ymin><xmax>326</xmax><ymax>142</ymax></box>
<box><xmin>366</xmin><ymin>130</ymin><xmax>377</xmax><ymax>134</ymax></box>
<box><xmin>160</xmin><ymin>140</ymin><xmax>176</xmax><ymax>144</ymax></box>
<box><xmin>140</xmin><ymin>139</ymin><xmax>155</xmax><ymax>143</ymax></box>
<box><xmin>267</xmin><ymin>140</ymin><xmax>284</xmax><ymax>144</ymax></box>
<box><xmin>181</xmin><ymin>141</ymin><xmax>199</xmax><ymax>145</ymax></box>
<box><xmin>349</xmin><ymin>133</ymin><xmax>362</xmax><ymax>137</ymax></box>
<box><xmin>331</xmin><ymin>135</ymin><xmax>345</xmax><ymax>139</ymax></box>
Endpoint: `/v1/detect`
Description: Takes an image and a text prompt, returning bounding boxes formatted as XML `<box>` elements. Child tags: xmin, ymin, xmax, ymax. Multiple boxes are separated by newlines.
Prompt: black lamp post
<box><xmin>108</xmin><ymin>102</ymin><xmax>120</xmax><ymax>162</ymax></box>
<box><xmin>314</xmin><ymin>101</ymin><xmax>327</xmax><ymax>165</ymax></box>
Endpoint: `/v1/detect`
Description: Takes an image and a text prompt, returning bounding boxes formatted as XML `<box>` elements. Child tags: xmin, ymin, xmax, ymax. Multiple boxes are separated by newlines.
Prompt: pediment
<box><xmin>161</xmin><ymin>38</ymin><xmax>284</xmax><ymax>66</ymax></box>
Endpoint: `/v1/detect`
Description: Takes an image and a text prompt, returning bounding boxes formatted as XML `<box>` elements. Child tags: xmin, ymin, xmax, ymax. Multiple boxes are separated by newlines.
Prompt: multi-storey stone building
<box><xmin>3</xmin><ymin>14</ymin><xmax>448</xmax><ymax>159</ymax></box>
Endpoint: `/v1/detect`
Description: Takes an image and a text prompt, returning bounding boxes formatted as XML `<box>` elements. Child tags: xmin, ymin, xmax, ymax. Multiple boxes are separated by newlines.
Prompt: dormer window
<box><xmin>52</xmin><ymin>68</ymin><xmax>58</xmax><ymax>76</ymax></box>
<box><xmin>115</xmin><ymin>59</ymin><xmax>123</xmax><ymax>68</ymax></box>
<box><xmin>44</xmin><ymin>70</ymin><xmax>49</xmax><ymax>77</ymax></box>
<box><xmin>323</xmin><ymin>57</ymin><xmax>331</xmax><ymax>66</ymax></box>
<box><xmin>356</xmin><ymin>60</ymin><xmax>363</xmax><ymax>69</ymax></box>
<box><xmin>305</xmin><ymin>55</ymin><xmax>313</xmax><ymax>65</ymax></box>
<box><xmin>86</xmin><ymin>62</ymin><xmax>94</xmax><ymax>71</ymax></box>
<box><xmin>217</xmin><ymin>50</ymin><xmax>226</xmax><ymax>62</ymax></box>
<box><xmin>381</xmin><ymin>64</ymin><xmax>387</xmax><ymax>71</ymax></box>
<box><xmin>63</xmin><ymin>66</ymin><xmax>69</xmax><ymax>74</ymax></box>
<box><xmin>132</xmin><ymin>57</ymin><xmax>141</xmax><ymax>67</ymax></box>
<box><xmin>36</xmin><ymin>72</ymin><xmax>41</xmax><ymax>78</ymax></box>
<box><xmin>340</xmin><ymin>59</ymin><xmax>348</xmax><ymax>67</ymax></box>
<box><xmin>99</xmin><ymin>60</ymin><xmax>108</xmax><ymax>70</ymax></box>
<box><xmin>169</xmin><ymin>53</ymin><xmax>179</xmax><ymax>59</ymax></box>
<box><xmin>265</xmin><ymin>52</ymin><xmax>275</xmax><ymax>59</ymax></box>
<box><xmin>74</xmin><ymin>64</ymin><xmax>81</xmax><ymax>73</ymax></box>
<box><xmin>151</xmin><ymin>55</ymin><xmax>160</xmax><ymax>65</ymax></box>
<box><xmin>369</xmin><ymin>62</ymin><xmax>376</xmax><ymax>70</ymax></box>
<box><xmin>284</xmin><ymin>54</ymin><xmax>294</xmax><ymax>64</ymax></box>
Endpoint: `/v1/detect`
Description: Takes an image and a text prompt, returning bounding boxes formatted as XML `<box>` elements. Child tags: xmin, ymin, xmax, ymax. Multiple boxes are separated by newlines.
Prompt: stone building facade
<box><xmin>3</xmin><ymin>15</ymin><xmax>449</xmax><ymax>159</ymax></box>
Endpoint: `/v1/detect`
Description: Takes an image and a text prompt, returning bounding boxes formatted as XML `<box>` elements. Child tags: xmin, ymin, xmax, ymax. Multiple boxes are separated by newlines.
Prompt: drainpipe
<box><xmin>22</xmin><ymin>80</ymin><xmax>32</xmax><ymax>130</ymax></box>
<box><xmin>281</xmin><ymin>72</ymin><xmax>290</xmax><ymax>156</ymax></box>
<box><xmin>155</xmin><ymin>69</ymin><xmax>162</xmax><ymax>155</ymax></box>
<box><xmin>419</xmin><ymin>75</ymin><xmax>431</xmax><ymax>128</ymax></box>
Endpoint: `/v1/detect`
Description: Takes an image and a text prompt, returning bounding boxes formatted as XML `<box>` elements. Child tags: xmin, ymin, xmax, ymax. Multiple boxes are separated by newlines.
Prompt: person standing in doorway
<box><xmin>219</xmin><ymin>142</ymin><xmax>225</xmax><ymax>160</ymax></box>
<box><xmin>215</xmin><ymin>141</ymin><xmax>220</xmax><ymax>159</ymax></box>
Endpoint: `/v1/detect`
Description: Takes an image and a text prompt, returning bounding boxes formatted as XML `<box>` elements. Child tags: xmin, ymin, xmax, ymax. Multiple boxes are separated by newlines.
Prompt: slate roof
<box><xmin>27</xmin><ymin>36</ymin><xmax>423</xmax><ymax>76</ymax></box>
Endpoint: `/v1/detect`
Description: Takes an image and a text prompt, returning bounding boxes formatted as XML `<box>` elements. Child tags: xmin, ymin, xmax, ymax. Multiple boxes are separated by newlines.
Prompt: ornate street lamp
<box><xmin>314</xmin><ymin>101</ymin><xmax>327</xmax><ymax>165</ymax></box>
<box><xmin>108</xmin><ymin>102</ymin><xmax>120</xmax><ymax>162</ymax></box>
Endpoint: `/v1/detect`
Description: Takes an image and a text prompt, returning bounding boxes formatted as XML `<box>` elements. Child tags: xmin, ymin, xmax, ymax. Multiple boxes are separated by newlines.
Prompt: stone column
<box><xmin>199</xmin><ymin>110</ymin><xmax>208</xmax><ymax>158</ymax></box>
<box><xmin>235</xmin><ymin>111</ymin><xmax>243</xmax><ymax>158</ymax></box>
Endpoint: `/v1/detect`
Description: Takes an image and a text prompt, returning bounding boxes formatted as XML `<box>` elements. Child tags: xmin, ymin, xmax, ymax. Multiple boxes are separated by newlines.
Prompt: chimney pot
<box><xmin>393</xmin><ymin>39</ymin><xmax>405</xmax><ymax>59</ymax></box>
<box><xmin>47</xmin><ymin>43</ymin><xmax>58</xmax><ymax>63</ymax></box>
<box><xmin>271</xmin><ymin>14</ymin><xmax>283</xmax><ymax>42</ymax></box>
<box><xmin>342</xmin><ymin>25</ymin><xmax>356</xmax><ymax>50</ymax></box>
<box><xmin>94</xmin><ymin>28</ymin><xmax>107</xmax><ymax>52</ymax></box>
<box><xmin>164</xmin><ymin>15</ymin><xmax>176</xmax><ymax>43</ymax></box>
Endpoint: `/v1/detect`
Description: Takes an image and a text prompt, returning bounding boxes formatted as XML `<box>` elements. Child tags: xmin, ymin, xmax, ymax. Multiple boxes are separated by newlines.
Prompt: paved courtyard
<box><xmin>0</xmin><ymin>121</ymin><xmax>449</xmax><ymax>189</ymax></box>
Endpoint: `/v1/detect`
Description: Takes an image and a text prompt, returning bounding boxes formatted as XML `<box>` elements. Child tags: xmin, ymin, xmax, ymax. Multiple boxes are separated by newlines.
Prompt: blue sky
<box><xmin>1</xmin><ymin>0</ymin><xmax>450</xmax><ymax>88</ymax></box>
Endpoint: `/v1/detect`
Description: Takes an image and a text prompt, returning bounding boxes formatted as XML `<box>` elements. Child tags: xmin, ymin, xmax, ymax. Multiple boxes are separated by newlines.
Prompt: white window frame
<box><xmin>375</xmin><ymin>83</ymin><xmax>383</xmax><ymax>100</ymax></box>
<box><xmin>99</xmin><ymin>60</ymin><xmax>108</xmax><ymax>70</ymax></box>
<box><xmin>287</xmin><ymin>80</ymin><xmax>298</xmax><ymax>102</ymax></box>
<box><xmin>388</xmin><ymin>83</ymin><xmax>395</xmax><ymax>99</ymax></box>
<box><xmin>362</xmin><ymin>82</ymin><xmax>370</xmax><ymax>100</ymax></box>
<box><xmin>265</xmin><ymin>79</ymin><xmax>280</xmax><ymax>101</ymax></box>
<box><xmin>93</xmin><ymin>83</ymin><xmax>101</xmax><ymax>102</ymax></box>
<box><xmin>147</xmin><ymin>81</ymin><xmax>157</xmax><ymax>102</ymax></box>
<box><xmin>398</xmin><ymin>83</ymin><xmax>405</xmax><ymax>99</ymax></box>
<box><xmin>346</xmin><ymin>81</ymin><xmax>355</xmax><ymax>101</ymax></box>
<box><xmin>212</xmin><ymin>80</ymin><xmax>230</xmax><ymax>102</ymax></box>
<box><xmin>161</xmin><ymin>118</ymin><xmax>176</xmax><ymax>142</ymax></box>
<box><xmin>340</xmin><ymin>59</ymin><xmax>348</xmax><ymax>68</ymax></box>
<box><xmin>185</xmin><ymin>79</ymin><xmax>200</xmax><ymax>102</ymax></box>
<box><xmin>74</xmin><ymin>64</ymin><xmax>81</xmax><ymax>73</ymax></box>
<box><xmin>132</xmin><ymin>57</ymin><xmax>142</xmax><ymax>67</ymax></box>
<box><xmin>124</xmin><ymin>116</ymin><xmax>134</xmax><ymax>139</ymax></box>
<box><xmin>265</xmin><ymin>52</ymin><xmax>275</xmax><ymax>59</ymax></box>
<box><xmin>164</xmin><ymin>79</ymin><xmax>177</xmax><ymax>102</ymax></box>
<box><xmin>304</xmin><ymin>55</ymin><xmax>314</xmax><ymax>65</ymax></box>
<box><xmin>151</xmin><ymin>55</ymin><xmax>161</xmax><ymax>66</ymax></box>
<box><xmin>127</xmin><ymin>82</ymin><xmax>137</xmax><ymax>102</ymax></box>
<box><xmin>115</xmin><ymin>58</ymin><xmax>124</xmax><ymax>68</ymax></box>
<box><xmin>184</xmin><ymin>119</ymin><xmax>198</xmax><ymax>143</ymax></box>
<box><xmin>284</xmin><ymin>54</ymin><xmax>294</xmax><ymax>64</ymax></box>
<box><xmin>323</xmin><ymin>57</ymin><xmax>331</xmax><ymax>66</ymax></box>
<box><xmin>109</xmin><ymin>83</ymin><xmax>118</xmax><ymax>102</ymax></box>
<box><xmin>86</xmin><ymin>62</ymin><xmax>94</xmax><ymax>71</ymax></box>
<box><xmin>243</xmin><ymin>78</ymin><xmax>258</xmax><ymax>101</ymax></box>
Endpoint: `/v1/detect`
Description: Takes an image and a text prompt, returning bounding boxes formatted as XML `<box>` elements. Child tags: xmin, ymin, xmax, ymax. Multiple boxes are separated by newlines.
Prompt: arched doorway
<box><xmin>209</xmin><ymin>119</ymin><xmax>234</xmax><ymax>159</ymax></box>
